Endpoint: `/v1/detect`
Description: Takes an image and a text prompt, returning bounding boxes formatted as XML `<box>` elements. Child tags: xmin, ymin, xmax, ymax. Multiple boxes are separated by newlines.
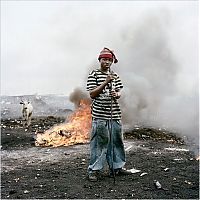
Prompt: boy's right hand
<box><xmin>106</xmin><ymin>74</ymin><xmax>116</xmax><ymax>83</ymax></box>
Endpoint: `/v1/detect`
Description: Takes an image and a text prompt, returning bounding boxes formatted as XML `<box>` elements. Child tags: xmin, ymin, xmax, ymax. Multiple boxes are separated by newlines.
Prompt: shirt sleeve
<box><xmin>86</xmin><ymin>70</ymin><xmax>97</xmax><ymax>91</ymax></box>
<box><xmin>115</xmin><ymin>73</ymin><xmax>123</xmax><ymax>91</ymax></box>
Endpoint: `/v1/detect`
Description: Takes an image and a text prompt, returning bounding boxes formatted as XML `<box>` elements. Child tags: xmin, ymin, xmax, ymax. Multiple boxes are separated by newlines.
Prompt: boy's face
<box><xmin>100</xmin><ymin>57</ymin><xmax>113</xmax><ymax>71</ymax></box>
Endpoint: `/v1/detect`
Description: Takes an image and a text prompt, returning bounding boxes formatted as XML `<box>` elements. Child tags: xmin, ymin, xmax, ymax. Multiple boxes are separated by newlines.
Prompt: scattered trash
<box><xmin>167</xmin><ymin>139</ymin><xmax>174</xmax><ymax>142</ymax></box>
<box><xmin>164</xmin><ymin>168</ymin><xmax>169</xmax><ymax>171</ymax></box>
<box><xmin>152</xmin><ymin>151</ymin><xmax>162</xmax><ymax>155</ymax></box>
<box><xmin>23</xmin><ymin>190</ymin><xmax>29</xmax><ymax>194</ymax></box>
<box><xmin>127</xmin><ymin>168</ymin><xmax>141</xmax><ymax>174</ymax></box>
<box><xmin>140</xmin><ymin>172</ymin><xmax>148</xmax><ymax>177</ymax></box>
<box><xmin>173</xmin><ymin>158</ymin><xmax>184</xmax><ymax>161</ymax></box>
<box><xmin>154</xmin><ymin>180</ymin><xmax>162</xmax><ymax>189</ymax></box>
<box><xmin>134</xmin><ymin>125</ymin><xmax>140</xmax><ymax>128</ymax></box>
<box><xmin>127</xmin><ymin>193</ymin><xmax>134</xmax><ymax>197</ymax></box>
<box><xmin>13</xmin><ymin>178</ymin><xmax>20</xmax><ymax>182</ymax></box>
<box><xmin>185</xmin><ymin>180</ymin><xmax>193</xmax><ymax>185</ymax></box>
<box><xmin>165</xmin><ymin>147</ymin><xmax>189</xmax><ymax>152</ymax></box>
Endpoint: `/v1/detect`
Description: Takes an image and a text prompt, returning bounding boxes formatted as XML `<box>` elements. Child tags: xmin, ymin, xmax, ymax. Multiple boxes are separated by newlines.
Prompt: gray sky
<box><xmin>1</xmin><ymin>1</ymin><xmax>198</xmax><ymax>96</ymax></box>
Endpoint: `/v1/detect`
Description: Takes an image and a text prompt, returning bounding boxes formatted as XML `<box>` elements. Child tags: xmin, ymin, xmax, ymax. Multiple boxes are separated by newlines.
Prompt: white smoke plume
<box><xmin>78</xmin><ymin>10</ymin><xmax>198</xmax><ymax>149</ymax></box>
<box><xmin>116</xmin><ymin>12</ymin><xmax>199</xmax><ymax>147</ymax></box>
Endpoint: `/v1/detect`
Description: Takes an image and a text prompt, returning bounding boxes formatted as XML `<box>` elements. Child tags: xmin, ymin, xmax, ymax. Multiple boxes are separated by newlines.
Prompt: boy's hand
<box><xmin>106</xmin><ymin>74</ymin><xmax>115</xmax><ymax>83</ymax></box>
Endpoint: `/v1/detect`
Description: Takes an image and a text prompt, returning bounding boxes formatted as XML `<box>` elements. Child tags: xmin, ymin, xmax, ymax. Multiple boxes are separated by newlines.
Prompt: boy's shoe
<box><xmin>88</xmin><ymin>172</ymin><xmax>98</xmax><ymax>182</ymax></box>
<box><xmin>109</xmin><ymin>168</ymin><xmax>132</xmax><ymax>177</ymax></box>
<box><xmin>116</xmin><ymin>168</ymin><xmax>133</xmax><ymax>175</ymax></box>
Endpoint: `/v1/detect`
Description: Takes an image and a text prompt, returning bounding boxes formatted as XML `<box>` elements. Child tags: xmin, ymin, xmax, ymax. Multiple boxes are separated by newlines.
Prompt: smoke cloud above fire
<box><xmin>69</xmin><ymin>87</ymin><xmax>90</xmax><ymax>108</ymax></box>
<box><xmin>71</xmin><ymin>7</ymin><xmax>198</xmax><ymax>144</ymax></box>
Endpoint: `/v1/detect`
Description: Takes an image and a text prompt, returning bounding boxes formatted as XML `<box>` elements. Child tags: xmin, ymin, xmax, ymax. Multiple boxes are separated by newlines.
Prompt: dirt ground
<box><xmin>1</xmin><ymin>116</ymin><xmax>199</xmax><ymax>199</ymax></box>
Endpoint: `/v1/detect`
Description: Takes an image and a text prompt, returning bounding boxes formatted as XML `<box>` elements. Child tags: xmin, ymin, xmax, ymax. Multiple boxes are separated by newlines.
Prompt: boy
<box><xmin>86</xmin><ymin>47</ymin><xmax>131</xmax><ymax>182</ymax></box>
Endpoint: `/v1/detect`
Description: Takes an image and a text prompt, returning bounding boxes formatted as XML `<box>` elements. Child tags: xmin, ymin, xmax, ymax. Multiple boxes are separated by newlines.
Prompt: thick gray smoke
<box><xmin>118</xmin><ymin>14</ymin><xmax>179</xmax><ymax>126</ymax></box>
<box><xmin>69</xmin><ymin>87</ymin><xmax>90</xmax><ymax>108</ymax></box>
<box><xmin>70</xmin><ymin>11</ymin><xmax>198</xmax><ymax>149</ymax></box>
<box><xmin>116</xmin><ymin>13</ymin><xmax>199</xmax><ymax>145</ymax></box>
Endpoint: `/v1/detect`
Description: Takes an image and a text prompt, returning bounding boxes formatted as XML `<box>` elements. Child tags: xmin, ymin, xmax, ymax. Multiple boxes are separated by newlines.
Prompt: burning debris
<box><xmin>35</xmin><ymin>99</ymin><xmax>92</xmax><ymax>147</ymax></box>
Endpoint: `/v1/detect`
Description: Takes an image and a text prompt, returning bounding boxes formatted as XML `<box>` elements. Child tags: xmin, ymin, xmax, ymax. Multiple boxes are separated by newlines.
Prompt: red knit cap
<box><xmin>98</xmin><ymin>47</ymin><xmax>118</xmax><ymax>63</ymax></box>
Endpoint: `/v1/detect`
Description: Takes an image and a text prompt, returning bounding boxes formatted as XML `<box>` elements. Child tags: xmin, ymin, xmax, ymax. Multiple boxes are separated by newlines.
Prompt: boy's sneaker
<box><xmin>110</xmin><ymin>168</ymin><xmax>132</xmax><ymax>177</ymax></box>
<box><xmin>116</xmin><ymin>168</ymin><xmax>133</xmax><ymax>175</ymax></box>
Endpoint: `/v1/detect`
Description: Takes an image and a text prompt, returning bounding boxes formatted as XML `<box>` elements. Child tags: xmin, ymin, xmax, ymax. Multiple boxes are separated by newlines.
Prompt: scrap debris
<box><xmin>126</xmin><ymin>168</ymin><xmax>141</xmax><ymax>174</ymax></box>
<box><xmin>154</xmin><ymin>180</ymin><xmax>162</xmax><ymax>189</ymax></box>
<box><xmin>124</xmin><ymin>127</ymin><xmax>184</xmax><ymax>144</ymax></box>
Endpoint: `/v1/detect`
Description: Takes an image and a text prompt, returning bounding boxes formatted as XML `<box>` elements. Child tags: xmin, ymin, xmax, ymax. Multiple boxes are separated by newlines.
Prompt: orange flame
<box><xmin>35</xmin><ymin>99</ymin><xmax>92</xmax><ymax>147</ymax></box>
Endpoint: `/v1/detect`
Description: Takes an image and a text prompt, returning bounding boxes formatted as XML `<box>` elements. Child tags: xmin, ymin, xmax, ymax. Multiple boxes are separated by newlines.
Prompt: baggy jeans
<box><xmin>88</xmin><ymin>118</ymin><xmax>126</xmax><ymax>174</ymax></box>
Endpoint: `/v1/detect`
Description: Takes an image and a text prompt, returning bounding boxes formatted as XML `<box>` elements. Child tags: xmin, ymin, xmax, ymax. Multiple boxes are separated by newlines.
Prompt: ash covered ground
<box><xmin>1</xmin><ymin>95</ymin><xmax>199</xmax><ymax>199</ymax></box>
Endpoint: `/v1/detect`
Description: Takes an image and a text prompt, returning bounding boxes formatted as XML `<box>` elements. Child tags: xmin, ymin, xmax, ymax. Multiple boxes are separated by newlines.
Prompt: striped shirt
<box><xmin>86</xmin><ymin>69</ymin><xmax>123</xmax><ymax>120</ymax></box>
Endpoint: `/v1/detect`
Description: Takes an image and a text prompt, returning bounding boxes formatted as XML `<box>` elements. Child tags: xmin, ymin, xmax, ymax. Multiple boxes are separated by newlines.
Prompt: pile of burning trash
<box><xmin>35</xmin><ymin>99</ymin><xmax>92</xmax><ymax>147</ymax></box>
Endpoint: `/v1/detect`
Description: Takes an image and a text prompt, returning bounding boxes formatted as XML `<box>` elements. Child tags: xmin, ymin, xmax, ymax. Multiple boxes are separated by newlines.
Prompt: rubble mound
<box><xmin>124</xmin><ymin>127</ymin><xmax>184</xmax><ymax>144</ymax></box>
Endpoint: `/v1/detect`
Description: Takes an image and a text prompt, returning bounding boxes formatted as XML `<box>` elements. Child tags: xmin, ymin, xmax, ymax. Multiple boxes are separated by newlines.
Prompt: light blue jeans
<box><xmin>88</xmin><ymin>118</ymin><xmax>126</xmax><ymax>174</ymax></box>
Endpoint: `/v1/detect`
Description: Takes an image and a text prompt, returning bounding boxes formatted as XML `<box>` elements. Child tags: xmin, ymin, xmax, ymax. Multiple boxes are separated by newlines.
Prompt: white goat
<box><xmin>20</xmin><ymin>100</ymin><xmax>33</xmax><ymax>127</ymax></box>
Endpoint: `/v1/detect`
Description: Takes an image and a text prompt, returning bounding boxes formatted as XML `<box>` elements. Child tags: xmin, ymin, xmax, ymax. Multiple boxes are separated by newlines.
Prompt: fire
<box><xmin>35</xmin><ymin>99</ymin><xmax>92</xmax><ymax>147</ymax></box>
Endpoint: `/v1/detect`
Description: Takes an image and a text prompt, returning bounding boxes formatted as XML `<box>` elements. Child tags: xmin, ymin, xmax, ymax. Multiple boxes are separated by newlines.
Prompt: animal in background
<box><xmin>20</xmin><ymin>100</ymin><xmax>33</xmax><ymax>127</ymax></box>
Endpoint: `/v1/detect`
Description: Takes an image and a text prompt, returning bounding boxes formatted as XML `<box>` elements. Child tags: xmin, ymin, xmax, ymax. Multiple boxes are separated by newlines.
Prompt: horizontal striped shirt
<box><xmin>86</xmin><ymin>69</ymin><xmax>123</xmax><ymax>120</ymax></box>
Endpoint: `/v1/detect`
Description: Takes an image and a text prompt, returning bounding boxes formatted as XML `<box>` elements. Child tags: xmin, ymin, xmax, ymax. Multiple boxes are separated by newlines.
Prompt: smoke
<box><xmin>118</xmin><ymin>13</ymin><xmax>178</xmax><ymax>125</ymax></box>
<box><xmin>68</xmin><ymin>9</ymin><xmax>198</xmax><ymax>148</ymax></box>
<box><xmin>115</xmin><ymin>12</ymin><xmax>199</xmax><ymax>146</ymax></box>
<box><xmin>69</xmin><ymin>87</ymin><xmax>90</xmax><ymax>108</ymax></box>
